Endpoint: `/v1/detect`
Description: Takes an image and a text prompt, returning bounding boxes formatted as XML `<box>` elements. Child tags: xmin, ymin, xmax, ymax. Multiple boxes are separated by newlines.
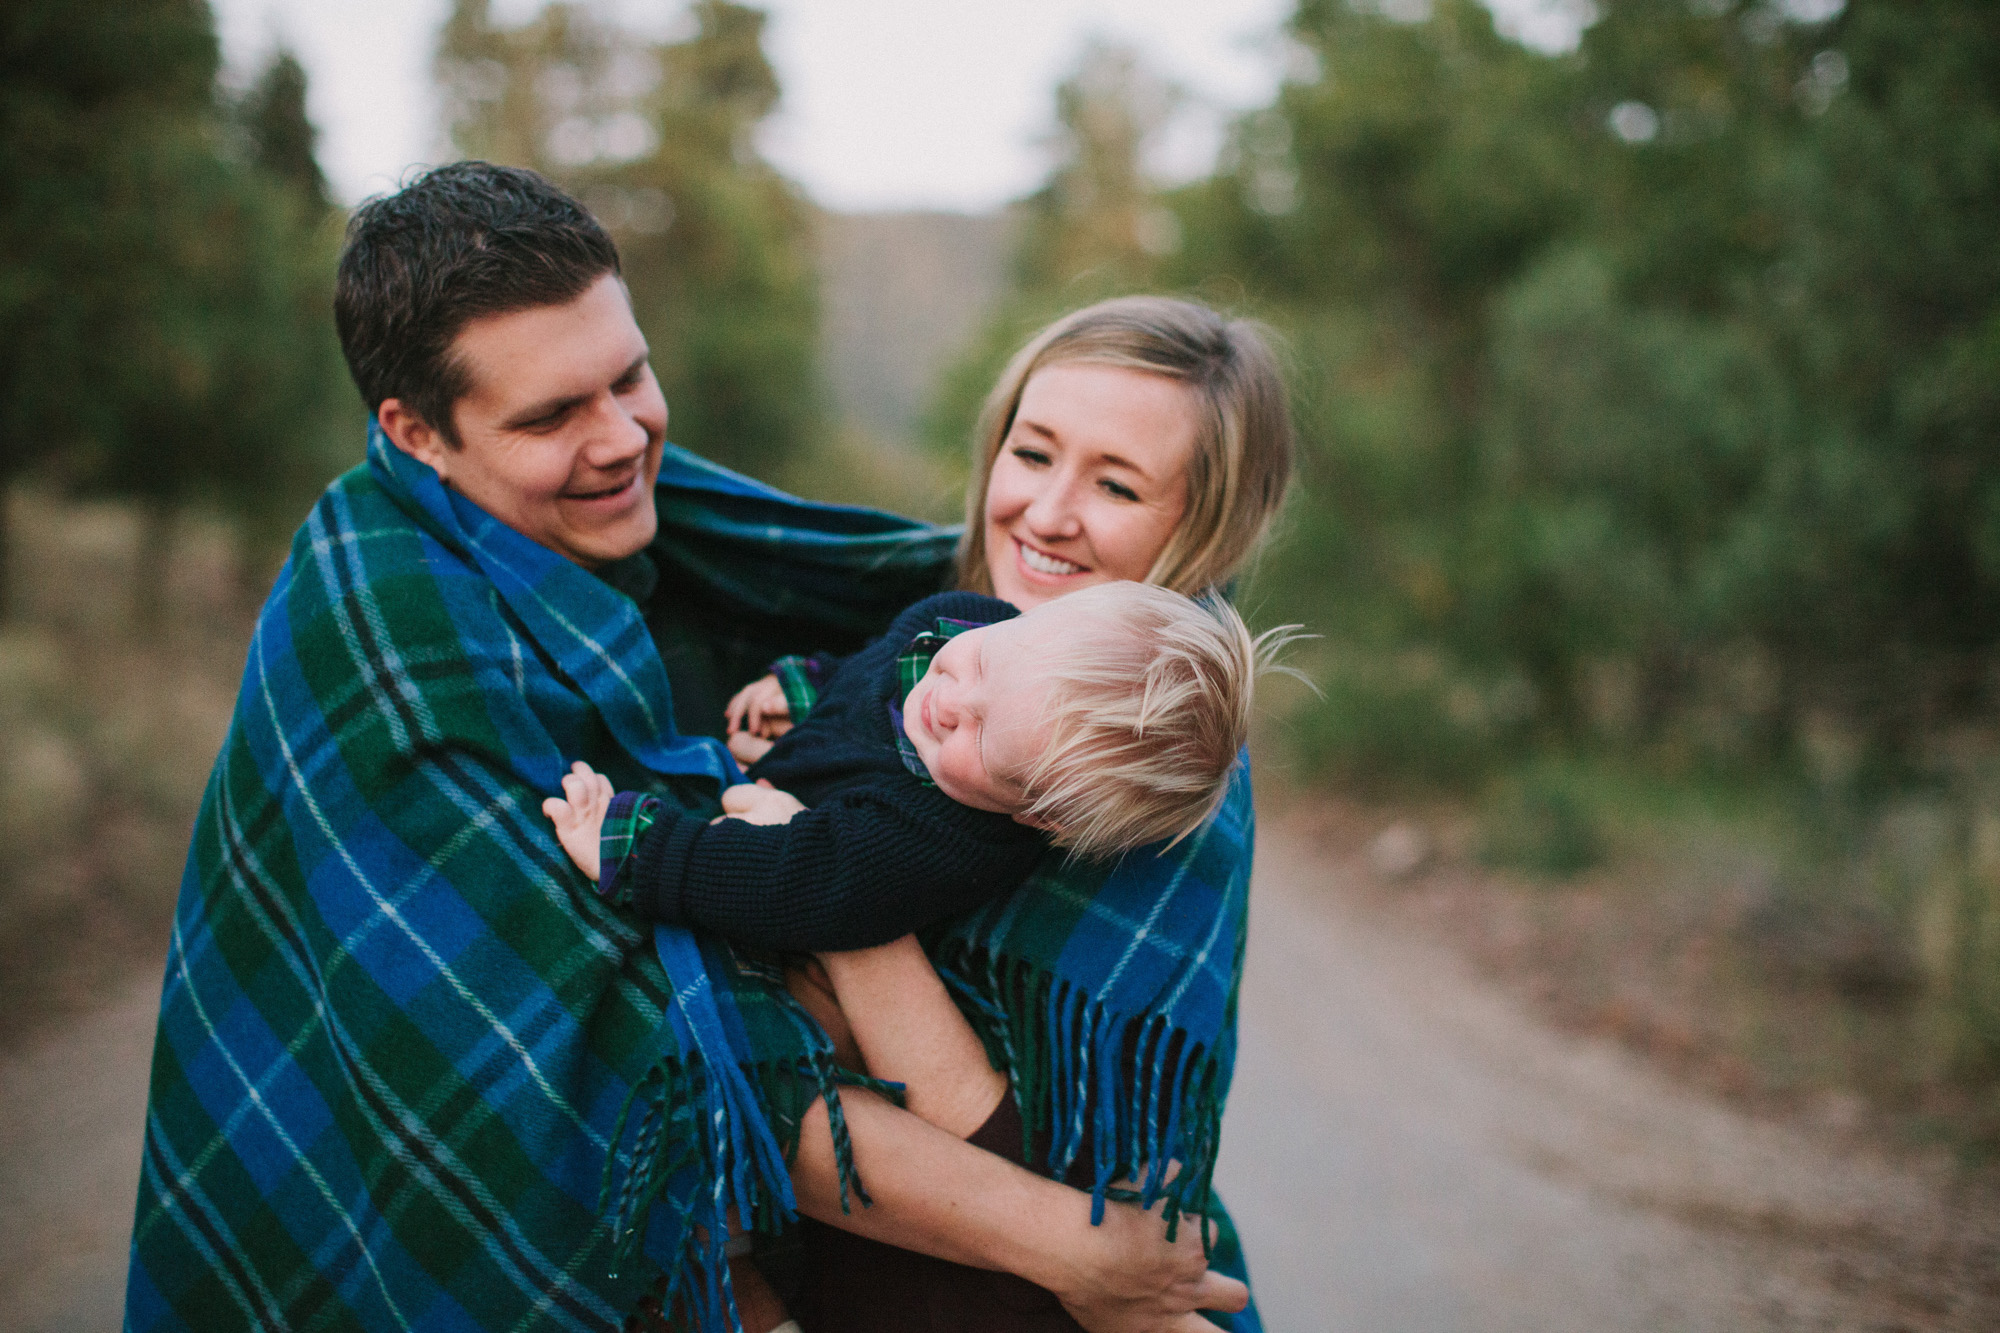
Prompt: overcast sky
<box><xmin>208</xmin><ymin>0</ymin><xmax>1590</xmax><ymax>213</ymax></box>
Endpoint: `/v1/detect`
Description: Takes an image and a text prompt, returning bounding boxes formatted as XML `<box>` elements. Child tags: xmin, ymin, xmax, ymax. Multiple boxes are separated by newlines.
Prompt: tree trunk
<box><xmin>0</xmin><ymin>486</ymin><xmax>12</xmax><ymax>623</ymax></box>
<box><xmin>132</xmin><ymin>498</ymin><xmax>175</xmax><ymax>640</ymax></box>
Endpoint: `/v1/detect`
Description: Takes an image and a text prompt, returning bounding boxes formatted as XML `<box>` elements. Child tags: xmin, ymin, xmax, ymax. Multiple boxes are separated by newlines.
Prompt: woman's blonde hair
<box><xmin>958</xmin><ymin>295</ymin><xmax>1293</xmax><ymax>597</ymax></box>
<box><xmin>1012</xmin><ymin>582</ymin><xmax>1297</xmax><ymax>860</ymax></box>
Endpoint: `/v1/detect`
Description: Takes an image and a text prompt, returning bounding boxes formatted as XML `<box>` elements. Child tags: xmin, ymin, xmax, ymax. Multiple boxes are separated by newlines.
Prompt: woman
<box><xmin>772</xmin><ymin>294</ymin><xmax>1292</xmax><ymax>1333</ymax></box>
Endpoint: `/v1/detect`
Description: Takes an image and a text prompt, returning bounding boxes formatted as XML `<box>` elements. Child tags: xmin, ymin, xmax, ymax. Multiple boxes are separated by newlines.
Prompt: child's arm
<box><xmin>547</xmin><ymin>763</ymin><xmax>1043</xmax><ymax>952</ymax></box>
<box><xmin>817</xmin><ymin>937</ymin><xmax>1008</xmax><ymax>1140</ymax></box>
<box><xmin>724</xmin><ymin>647</ymin><xmax>853</xmax><ymax>766</ymax></box>
<box><xmin>542</xmin><ymin>764</ymin><xmax>804</xmax><ymax>883</ymax></box>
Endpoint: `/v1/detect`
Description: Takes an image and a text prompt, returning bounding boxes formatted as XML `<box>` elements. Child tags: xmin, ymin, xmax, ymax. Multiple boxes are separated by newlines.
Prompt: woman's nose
<box><xmin>1022</xmin><ymin>471</ymin><xmax>1084</xmax><ymax>539</ymax></box>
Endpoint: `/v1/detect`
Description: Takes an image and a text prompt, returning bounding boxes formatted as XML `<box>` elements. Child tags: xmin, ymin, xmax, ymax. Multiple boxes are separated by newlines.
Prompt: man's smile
<box><xmin>561</xmin><ymin>470</ymin><xmax>643</xmax><ymax>504</ymax></box>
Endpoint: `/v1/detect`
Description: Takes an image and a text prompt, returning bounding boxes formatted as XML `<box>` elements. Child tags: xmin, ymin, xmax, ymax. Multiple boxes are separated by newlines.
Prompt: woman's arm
<box><xmin>790</xmin><ymin>1089</ymin><xmax>1248</xmax><ymax>1333</ymax></box>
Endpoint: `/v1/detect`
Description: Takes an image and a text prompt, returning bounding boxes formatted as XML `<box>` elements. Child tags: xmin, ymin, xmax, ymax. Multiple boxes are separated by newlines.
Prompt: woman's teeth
<box><xmin>1019</xmin><ymin>543</ymin><xmax>1082</xmax><ymax>576</ymax></box>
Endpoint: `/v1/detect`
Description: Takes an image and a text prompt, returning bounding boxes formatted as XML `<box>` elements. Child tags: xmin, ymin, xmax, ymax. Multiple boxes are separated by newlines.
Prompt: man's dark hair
<box><xmin>335</xmin><ymin>161</ymin><xmax>621</xmax><ymax>445</ymax></box>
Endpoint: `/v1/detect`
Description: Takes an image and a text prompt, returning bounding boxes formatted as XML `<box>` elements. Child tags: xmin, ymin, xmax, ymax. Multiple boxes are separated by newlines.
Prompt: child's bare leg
<box><xmin>816</xmin><ymin>936</ymin><xmax>1006</xmax><ymax>1139</ymax></box>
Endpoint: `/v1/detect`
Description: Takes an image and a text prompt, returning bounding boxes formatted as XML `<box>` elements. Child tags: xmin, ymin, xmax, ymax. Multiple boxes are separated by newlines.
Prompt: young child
<box><xmin>545</xmin><ymin>580</ymin><xmax>1272</xmax><ymax>1331</ymax></box>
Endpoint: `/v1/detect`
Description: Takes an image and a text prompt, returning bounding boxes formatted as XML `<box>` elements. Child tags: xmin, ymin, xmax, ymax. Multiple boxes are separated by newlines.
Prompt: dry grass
<box><xmin>1259</xmin><ymin>775</ymin><xmax>2000</xmax><ymax>1329</ymax></box>
<box><xmin>0</xmin><ymin>491</ymin><xmax>255</xmax><ymax>1050</ymax></box>
<box><xmin>1253</xmin><ymin>763</ymin><xmax>2000</xmax><ymax>1166</ymax></box>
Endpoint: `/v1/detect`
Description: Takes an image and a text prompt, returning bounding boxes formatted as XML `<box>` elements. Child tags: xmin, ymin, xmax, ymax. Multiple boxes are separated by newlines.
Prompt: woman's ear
<box><xmin>376</xmin><ymin>398</ymin><xmax>453</xmax><ymax>483</ymax></box>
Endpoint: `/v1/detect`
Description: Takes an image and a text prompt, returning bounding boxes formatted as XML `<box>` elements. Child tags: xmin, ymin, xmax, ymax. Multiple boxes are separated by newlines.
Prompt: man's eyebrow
<box><xmin>501</xmin><ymin>355</ymin><xmax>648</xmax><ymax>430</ymax></box>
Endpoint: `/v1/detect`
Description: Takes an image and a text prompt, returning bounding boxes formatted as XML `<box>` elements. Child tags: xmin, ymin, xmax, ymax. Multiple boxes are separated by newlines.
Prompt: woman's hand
<box><xmin>1049</xmin><ymin>1197</ymin><xmax>1249</xmax><ymax>1333</ymax></box>
<box><xmin>790</xmin><ymin>1090</ymin><xmax>1248</xmax><ymax>1333</ymax></box>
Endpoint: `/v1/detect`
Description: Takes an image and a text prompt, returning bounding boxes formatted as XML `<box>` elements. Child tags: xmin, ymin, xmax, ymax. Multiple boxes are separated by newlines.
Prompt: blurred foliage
<box><xmin>438</xmin><ymin>0</ymin><xmax>821</xmax><ymax>478</ymax></box>
<box><xmin>936</xmin><ymin>0</ymin><xmax>2000</xmax><ymax>790</ymax></box>
<box><xmin>1124</xmin><ymin>0</ymin><xmax>2000</xmax><ymax>794</ymax></box>
<box><xmin>925</xmin><ymin>3</ymin><xmax>2000</xmax><ymax>1067</ymax></box>
<box><xmin>0</xmin><ymin>1</ymin><xmax>357</xmax><ymax>610</ymax></box>
<box><xmin>921</xmin><ymin>37</ymin><xmax>1189</xmax><ymax>464</ymax></box>
<box><xmin>1480</xmin><ymin>767</ymin><xmax>1605</xmax><ymax>877</ymax></box>
<box><xmin>1014</xmin><ymin>38</ymin><xmax>1185</xmax><ymax>294</ymax></box>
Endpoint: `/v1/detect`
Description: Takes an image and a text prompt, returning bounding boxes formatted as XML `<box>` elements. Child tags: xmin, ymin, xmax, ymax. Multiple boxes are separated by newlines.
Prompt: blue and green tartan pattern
<box><xmin>929</xmin><ymin>759</ymin><xmax>1255</xmax><ymax>1251</ymax></box>
<box><xmin>125</xmin><ymin>424</ymin><xmax>954</xmax><ymax>1333</ymax></box>
<box><xmin>126</xmin><ymin>417</ymin><xmax>1262</xmax><ymax>1332</ymax></box>
<box><xmin>768</xmin><ymin>655</ymin><xmax>824</xmax><ymax>724</ymax></box>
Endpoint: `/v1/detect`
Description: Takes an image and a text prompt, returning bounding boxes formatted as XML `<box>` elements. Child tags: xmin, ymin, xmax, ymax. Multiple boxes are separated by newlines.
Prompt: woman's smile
<box><xmin>1015</xmin><ymin>538</ymin><xmax>1085</xmax><ymax>578</ymax></box>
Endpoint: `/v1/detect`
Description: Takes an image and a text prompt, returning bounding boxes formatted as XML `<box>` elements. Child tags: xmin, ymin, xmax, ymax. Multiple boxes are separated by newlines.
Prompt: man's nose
<box><xmin>582</xmin><ymin>391</ymin><xmax>652</xmax><ymax>464</ymax></box>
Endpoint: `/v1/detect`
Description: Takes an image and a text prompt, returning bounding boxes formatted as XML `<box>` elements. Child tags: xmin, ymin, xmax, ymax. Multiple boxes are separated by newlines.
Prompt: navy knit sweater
<box><xmin>618</xmin><ymin>591</ymin><xmax>1047</xmax><ymax>951</ymax></box>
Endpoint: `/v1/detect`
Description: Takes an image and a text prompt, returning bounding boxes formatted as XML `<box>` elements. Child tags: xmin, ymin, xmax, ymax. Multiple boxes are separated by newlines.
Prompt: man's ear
<box><xmin>376</xmin><ymin>398</ymin><xmax>453</xmax><ymax>483</ymax></box>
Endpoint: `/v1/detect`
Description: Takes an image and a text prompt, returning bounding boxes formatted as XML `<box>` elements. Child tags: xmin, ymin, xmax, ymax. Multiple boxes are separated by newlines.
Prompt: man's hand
<box><xmin>542</xmin><ymin>760</ymin><xmax>613</xmax><ymax>881</ymax></box>
<box><xmin>717</xmin><ymin>780</ymin><xmax>806</xmax><ymax>826</ymax></box>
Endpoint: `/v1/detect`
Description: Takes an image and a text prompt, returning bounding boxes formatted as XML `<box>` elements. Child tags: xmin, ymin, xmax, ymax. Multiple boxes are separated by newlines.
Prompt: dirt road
<box><xmin>0</xmin><ymin>825</ymin><xmax>1962</xmax><ymax>1331</ymax></box>
<box><xmin>0</xmin><ymin>966</ymin><xmax>160</xmax><ymax>1332</ymax></box>
<box><xmin>1219</xmin><ymin>825</ymin><xmax>1963</xmax><ymax>1332</ymax></box>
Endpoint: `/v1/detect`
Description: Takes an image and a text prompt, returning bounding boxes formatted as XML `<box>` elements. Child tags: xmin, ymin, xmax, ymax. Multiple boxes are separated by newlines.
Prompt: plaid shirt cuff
<box><xmin>769</xmin><ymin>655</ymin><xmax>826</xmax><ymax>722</ymax></box>
<box><xmin>597</xmin><ymin>790</ymin><xmax>664</xmax><ymax>907</ymax></box>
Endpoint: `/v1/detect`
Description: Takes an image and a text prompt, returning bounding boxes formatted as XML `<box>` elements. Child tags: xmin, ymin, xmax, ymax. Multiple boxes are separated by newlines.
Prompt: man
<box><xmin>124</xmin><ymin>161</ymin><xmax>1244</xmax><ymax>1332</ymax></box>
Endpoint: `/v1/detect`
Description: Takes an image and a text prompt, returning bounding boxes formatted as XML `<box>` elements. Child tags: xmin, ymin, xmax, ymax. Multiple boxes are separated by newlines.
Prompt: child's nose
<box><xmin>932</xmin><ymin>680</ymin><xmax>962</xmax><ymax>728</ymax></box>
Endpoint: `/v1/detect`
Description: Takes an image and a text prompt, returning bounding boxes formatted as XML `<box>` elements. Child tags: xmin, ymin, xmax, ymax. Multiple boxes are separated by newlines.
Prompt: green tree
<box><xmin>1014</xmin><ymin>38</ymin><xmax>1183</xmax><ymax>295</ymax></box>
<box><xmin>0</xmin><ymin>3</ymin><xmax>351</xmax><ymax>618</ymax></box>
<box><xmin>240</xmin><ymin>49</ymin><xmax>332</xmax><ymax>217</ymax></box>
<box><xmin>1136</xmin><ymin>0</ymin><xmax>2000</xmax><ymax>777</ymax></box>
<box><xmin>437</xmin><ymin>0</ymin><xmax>821</xmax><ymax>478</ymax></box>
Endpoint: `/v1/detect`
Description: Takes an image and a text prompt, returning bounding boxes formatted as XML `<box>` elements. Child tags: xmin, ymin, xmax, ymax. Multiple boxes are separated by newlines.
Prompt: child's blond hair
<box><xmin>1014</xmin><ymin>583</ymin><xmax>1291</xmax><ymax>859</ymax></box>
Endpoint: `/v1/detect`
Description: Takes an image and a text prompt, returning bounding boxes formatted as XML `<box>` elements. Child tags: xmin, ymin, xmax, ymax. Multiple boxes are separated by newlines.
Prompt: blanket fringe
<box><xmin>936</xmin><ymin>949</ymin><xmax>1224</xmax><ymax>1249</ymax></box>
<box><xmin>602</xmin><ymin>967</ymin><xmax>874</xmax><ymax>1332</ymax></box>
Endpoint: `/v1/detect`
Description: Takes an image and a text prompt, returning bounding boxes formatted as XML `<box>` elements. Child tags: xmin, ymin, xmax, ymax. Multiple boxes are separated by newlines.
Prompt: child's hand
<box><xmin>717</xmin><ymin>779</ymin><xmax>806</xmax><ymax>826</ymax></box>
<box><xmin>724</xmin><ymin>675</ymin><xmax>792</xmax><ymax>741</ymax></box>
<box><xmin>728</xmin><ymin>729</ymin><xmax>776</xmax><ymax>766</ymax></box>
<box><xmin>542</xmin><ymin>761</ymin><xmax>613</xmax><ymax>881</ymax></box>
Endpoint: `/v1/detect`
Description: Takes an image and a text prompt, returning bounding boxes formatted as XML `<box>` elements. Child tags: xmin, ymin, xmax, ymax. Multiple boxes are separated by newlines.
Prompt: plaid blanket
<box><xmin>638</xmin><ymin>617</ymin><xmax>1265</xmax><ymax>1331</ymax></box>
<box><xmin>127</xmin><ymin>423</ymin><xmax>1259</xmax><ymax>1332</ymax></box>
